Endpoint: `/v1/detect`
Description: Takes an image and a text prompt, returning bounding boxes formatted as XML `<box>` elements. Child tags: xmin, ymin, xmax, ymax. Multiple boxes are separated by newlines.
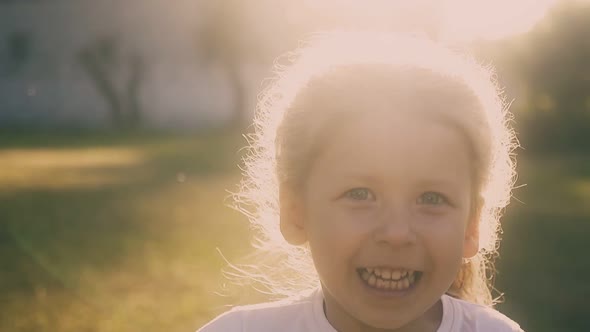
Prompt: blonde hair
<box><xmin>233</xmin><ymin>31</ymin><xmax>517</xmax><ymax>306</ymax></box>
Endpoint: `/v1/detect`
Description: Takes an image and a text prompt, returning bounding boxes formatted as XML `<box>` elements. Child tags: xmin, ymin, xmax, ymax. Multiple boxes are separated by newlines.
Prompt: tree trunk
<box><xmin>226</xmin><ymin>61</ymin><xmax>247</xmax><ymax>128</ymax></box>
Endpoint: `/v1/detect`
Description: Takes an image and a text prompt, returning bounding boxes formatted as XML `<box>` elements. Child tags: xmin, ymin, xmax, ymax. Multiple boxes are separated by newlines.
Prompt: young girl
<box><xmin>199</xmin><ymin>31</ymin><xmax>523</xmax><ymax>331</ymax></box>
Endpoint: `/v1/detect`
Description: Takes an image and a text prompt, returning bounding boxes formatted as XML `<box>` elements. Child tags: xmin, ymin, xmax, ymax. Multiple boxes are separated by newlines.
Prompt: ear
<box><xmin>279</xmin><ymin>186</ymin><xmax>307</xmax><ymax>245</ymax></box>
<box><xmin>463</xmin><ymin>196</ymin><xmax>482</xmax><ymax>258</ymax></box>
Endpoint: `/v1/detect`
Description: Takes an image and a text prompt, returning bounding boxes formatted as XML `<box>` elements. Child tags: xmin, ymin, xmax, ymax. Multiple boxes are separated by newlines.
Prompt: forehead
<box><xmin>292</xmin><ymin>65</ymin><xmax>481</xmax><ymax>187</ymax></box>
<box><xmin>302</xmin><ymin>66</ymin><xmax>480</xmax><ymax>117</ymax></box>
<box><xmin>312</xmin><ymin>111</ymin><xmax>473</xmax><ymax>186</ymax></box>
<box><xmin>298</xmin><ymin>66</ymin><xmax>481</xmax><ymax>146</ymax></box>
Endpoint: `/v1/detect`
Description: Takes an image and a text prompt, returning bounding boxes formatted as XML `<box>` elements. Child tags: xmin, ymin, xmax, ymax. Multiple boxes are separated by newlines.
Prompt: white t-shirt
<box><xmin>198</xmin><ymin>288</ymin><xmax>523</xmax><ymax>332</ymax></box>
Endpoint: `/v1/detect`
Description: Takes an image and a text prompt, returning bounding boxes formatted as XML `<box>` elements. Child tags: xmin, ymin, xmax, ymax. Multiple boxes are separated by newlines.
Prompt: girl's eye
<box><xmin>417</xmin><ymin>192</ymin><xmax>447</xmax><ymax>205</ymax></box>
<box><xmin>344</xmin><ymin>188</ymin><xmax>375</xmax><ymax>201</ymax></box>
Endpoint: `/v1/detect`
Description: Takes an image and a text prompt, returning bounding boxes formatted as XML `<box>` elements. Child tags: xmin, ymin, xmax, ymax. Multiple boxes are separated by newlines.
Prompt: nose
<box><xmin>372</xmin><ymin>204</ymin><xmax>416</xmax><ymax>247</ymax></box>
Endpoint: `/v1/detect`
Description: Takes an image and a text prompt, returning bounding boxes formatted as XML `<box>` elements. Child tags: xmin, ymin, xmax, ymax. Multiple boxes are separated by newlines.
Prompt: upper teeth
<box><xmin>360</xmin><ymin>267</ymin><xmax>417</xmax><ymax>290</ymax></box>
<box><xmin>368</xmin><ymin>267</ymin><xmax>413</xmax><ymax>281</ymax></box>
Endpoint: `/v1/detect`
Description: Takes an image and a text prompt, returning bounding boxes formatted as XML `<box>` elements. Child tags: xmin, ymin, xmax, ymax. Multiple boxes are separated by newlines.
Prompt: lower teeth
<box><xmin>359</xmin><ymin>269</ymin><xmax>419</xmax><ymax>291</ymax></box>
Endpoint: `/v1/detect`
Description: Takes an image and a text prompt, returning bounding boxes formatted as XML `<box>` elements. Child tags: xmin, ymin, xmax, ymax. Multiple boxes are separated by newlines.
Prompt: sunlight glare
<box><xmin>0</xmin><ymin>148</ymin><xmax>148</xmax><ymax>190</ymax></box>
<box><xmin>441</xmin><ymin>0</ymin><xmax>560</xmax><ymax>41</ymax></box>
<box><xmin>302</xmin><ymin>0</ymin><xmax>561</xmax><ymax>41</ymax></box>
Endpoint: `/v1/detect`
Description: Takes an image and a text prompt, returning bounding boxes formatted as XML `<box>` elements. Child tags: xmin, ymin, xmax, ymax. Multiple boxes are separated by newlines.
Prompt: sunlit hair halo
<box><xmin>232</xmin><ymin>31</ymin><xmax>518</xmax><ymax>306</ymax></box>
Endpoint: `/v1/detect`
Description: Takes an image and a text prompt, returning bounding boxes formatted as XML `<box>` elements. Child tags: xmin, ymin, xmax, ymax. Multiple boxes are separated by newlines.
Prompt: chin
<box><xmin>352</xmin><ymin>308</ymin><xmax>417</xmax><ymax>330</ymax></box>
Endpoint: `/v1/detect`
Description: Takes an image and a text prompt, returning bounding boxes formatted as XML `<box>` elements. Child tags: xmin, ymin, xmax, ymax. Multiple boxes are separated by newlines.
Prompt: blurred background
<box><xmin>0</xmin><ymin>0</ymin><xmax>588</xmax><ymax>331</ymax></box>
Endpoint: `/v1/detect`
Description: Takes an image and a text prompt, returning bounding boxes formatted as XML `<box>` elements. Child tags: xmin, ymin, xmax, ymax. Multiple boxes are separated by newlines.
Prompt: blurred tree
<box><xmin>78</xmin><ymin>36</ymin><xmax>145</xmax><ymax>129</ymax></box>
<box><xmin>197</xmin><ymin>0</ymin><xmax>265</xmax><ymax>128</ymax></box>
<box><xmin>521</xmin><ymin>1</ymin><xmax>590</xmax><ymax>153</ymax></box>
<box><xmin>476</xmin><ymin>1</ymin><xmax>590</xmax><ymax>154</ymax></box>
<box><xmin>0</xmin><ymin>30</ymin><xmax>31</xmax><ymax>77</ymax></box>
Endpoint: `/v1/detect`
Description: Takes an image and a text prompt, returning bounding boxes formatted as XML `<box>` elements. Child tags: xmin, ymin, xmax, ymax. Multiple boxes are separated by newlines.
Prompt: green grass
<box><xmin>0</xmin><ymin>130</ymin><xmax>253</xmax><ymax>332</ymax></box>
<box><xmin>495</xmin><ymin>153</ymin><xmax>590</xmax><ymax>332</ymax></box>
<box><xmin>0</xmin><ymin>131</ymin><xmax>588</xmax><ymax>331</ymax></box>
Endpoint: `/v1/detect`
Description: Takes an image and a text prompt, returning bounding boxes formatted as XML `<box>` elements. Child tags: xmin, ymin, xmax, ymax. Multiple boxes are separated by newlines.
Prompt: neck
<box><xmin>322</xmin><ymin>290</ymin><xmax>443</xmax><ymax>332</ymax></box>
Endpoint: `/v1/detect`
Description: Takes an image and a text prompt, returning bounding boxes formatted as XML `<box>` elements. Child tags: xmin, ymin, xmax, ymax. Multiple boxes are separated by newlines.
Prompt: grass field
<box><xmin>0</xmin><ymin>130</ymin><xmax>588</xmax><ymax>332</ymax></box>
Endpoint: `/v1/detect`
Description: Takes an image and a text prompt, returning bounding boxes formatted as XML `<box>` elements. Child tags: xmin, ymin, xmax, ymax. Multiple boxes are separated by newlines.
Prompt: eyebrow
<box><xmin>332</xmin><ymin>171</ymin><xmax>462</xmax><ymax>188</ymax></box>
<box><xmin>413</xmin><ymin>177</ymin><xmax>470</xmax><ymax>192</ymax></box>
<box><xmin>331</xmin><ymin>172</ymin><xmax>382</xmax><ymax>184</ymax></box>
<box><xmin>347</xmin><ymin>173</ymin><xmax>465</xmax><ymax>192</ymax></box>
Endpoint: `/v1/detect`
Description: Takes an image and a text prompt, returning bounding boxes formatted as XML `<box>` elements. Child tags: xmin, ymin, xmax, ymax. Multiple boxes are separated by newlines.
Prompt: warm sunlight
<box><xmin>301</xmin><ymin>0</ymin><xmax>561</xmax><ymax>41</ymax></box>
<box><xmin>0</xmin><ymin>148</ymin><xmax>148</xmax><ymax>190</ymax></box>
<box><xmin>441</xmin><ymin>0</ymin><xmax>560</xmax><ymax>41</ymax></box>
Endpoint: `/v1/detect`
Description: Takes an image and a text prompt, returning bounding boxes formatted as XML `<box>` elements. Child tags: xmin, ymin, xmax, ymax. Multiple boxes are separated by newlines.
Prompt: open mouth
<box><xmin>356</xmin><ymin>267</ymin><xmax>422</xmax><ymax>291</ymax></box>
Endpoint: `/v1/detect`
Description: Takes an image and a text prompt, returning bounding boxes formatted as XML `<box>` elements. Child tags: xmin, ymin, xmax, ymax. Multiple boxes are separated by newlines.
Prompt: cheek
<box><xmin>307</xmin><ymin>203</ymin><xmax>376</xmax><ymax>238</ymax></box>
<box><xmin>305</xmin><ymin>206</ymin><xmax>373</xmax><ymax>268</ymax></box>
<box><xmin>307</xmin><ymin>213</ymin><xmax>360</xmax><ymax>247</ymax></box>
<box><xmin>414</xmin><ymin>214</ymin><xmax>467</xmax><ymax>263</ymax></box>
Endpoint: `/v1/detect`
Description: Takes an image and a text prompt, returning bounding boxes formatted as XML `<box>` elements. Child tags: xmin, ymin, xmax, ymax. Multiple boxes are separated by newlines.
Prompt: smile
<box><xmin>357</xmin><ymin>267</ymin><xmax>422</xmax><ymax>291</ymax></box>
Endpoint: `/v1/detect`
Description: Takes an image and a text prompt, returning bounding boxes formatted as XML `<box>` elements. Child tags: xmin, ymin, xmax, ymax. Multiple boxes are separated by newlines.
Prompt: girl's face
<box><xmin>287</xmin><ymin>109</ymin><xmax>478</xmax><ymax>331</ymax></box>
